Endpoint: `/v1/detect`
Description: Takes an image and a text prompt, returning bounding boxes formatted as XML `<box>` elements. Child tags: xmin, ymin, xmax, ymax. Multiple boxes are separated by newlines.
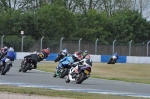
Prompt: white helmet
<box><xmin>8</xmin><ymin>47</ymin><xmax>14</xmax><ymax>52</ymax></box>
<box><xmin>4</xmin><ymin>46</ymin><xmax>8</xmax><ymax>51</ymax></box>
<box><xmin>4</xmin><ymin>46</ymin><xmax>8</xmax><ymax>49</ymax></box>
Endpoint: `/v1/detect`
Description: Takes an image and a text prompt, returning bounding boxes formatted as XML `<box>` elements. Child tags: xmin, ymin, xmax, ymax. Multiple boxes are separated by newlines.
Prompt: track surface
<box><xmin>0</xmin><ymin>60</ymin><xmax>150</xmax><ymax>98</ymax></box>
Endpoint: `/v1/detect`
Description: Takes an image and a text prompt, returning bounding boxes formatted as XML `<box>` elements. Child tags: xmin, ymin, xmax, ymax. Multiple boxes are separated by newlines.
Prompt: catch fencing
<box><xmin>1</xmin><ymin>36</ymin><xmax>150</xmax><ymax>56</ymax></box>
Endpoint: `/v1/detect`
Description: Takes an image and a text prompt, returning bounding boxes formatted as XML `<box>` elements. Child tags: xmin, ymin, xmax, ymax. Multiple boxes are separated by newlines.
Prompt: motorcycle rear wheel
<box><xmin>60</xmin><ymin>68</ymin><xmax>69</xmax><ymax>78</ymax></box>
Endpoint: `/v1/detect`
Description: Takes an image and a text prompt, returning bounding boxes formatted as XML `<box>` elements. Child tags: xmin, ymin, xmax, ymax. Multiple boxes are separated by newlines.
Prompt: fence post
<box><xmin>129</xmin><ymin>40</ymin><xmax>133</xmax><ymax>56</ymax></box>
<box><xmin>112</xmin><ymin>39</ymin><xmax>116</xmax><ymax>54</ymax></box>
<box><xmin>78</xmin><ymin>38</ymin><xmax>82</xmax><ymax>51</ymax></box>
<box><xmin>1</xmin><ymin>35</ymin><xmax>5</xmax><ymax>48</ymax></box>
<box><xmin>60</xmin><ymin>37</ymin><xmax>64</xmax><ymax>51</ymax></box>
<box><xmin>21</xmin><ymin>36</ymin><xmax>25</xmax><ymax>52</ymax></box>
<box><xmin>40</xmin><ymin>36</ymin><xmax>44</xmax><ymax>51</ymax></box>
<box><xmin>95</xmin><ymin>38</ymin><xmax>99</xmax><ymax>55</ymax></box>
<box><xmin>147</xmin><ymin>41</ymin><xmax>150</xmax><ymax>57</ymax></box>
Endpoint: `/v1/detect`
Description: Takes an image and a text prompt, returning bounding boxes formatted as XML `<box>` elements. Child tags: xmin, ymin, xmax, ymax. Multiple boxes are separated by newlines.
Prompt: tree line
<box><xmin>0</xmin><ymin>0</ymin><xmax>150</xmax><ymax>51</ymax></box>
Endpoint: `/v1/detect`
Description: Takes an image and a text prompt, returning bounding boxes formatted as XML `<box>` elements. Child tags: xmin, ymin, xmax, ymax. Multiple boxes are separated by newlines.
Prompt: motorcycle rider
<box><xmin>83</xmin><ymin>50</ymin><xmax>88</xmax><ymax>59</ymax></box>
<box><xmin>41</xmin><ymin>48</ymin><xmax>50</xmax><ymax>59</ymax></box>
<box><xmin>0</xmin><ymin>47</ymin><xmax>15</xmax><ymax>70</ymax></box>
<box><xmin>74</xmin><ymin>51</ymin><xmax>83</xmax><ymax>61</ymax></box>
<box><xmin>55</xmin><ymin>48</ymin><xmax>68</xmax><ymax>62</ymax></box>
<box><xmin>72</xmin><ymin>54</ymin><xmax>92</xmax><ymax>69</ymax></box>
<box><xmin>69</xmin><ymin>54</ymin><xmax>92</xmax><ymax>78</ymax></box>
<box><xmin>22</xmin><ymin>48</ymin><xmax>50</xmax><ymax>69</ymax></box>
<box><xmin>0</xmin><ymin>46</ymin><xmax>8</xmax><ymax>59</ymax></box>
<box><xmin>54</xmin><ymin>52</ymin><xmax>82</xmax><ymax>77</ymax></box>
<box><xmin>112</xmin><ymin>52</ymin><xmax>119</xmax><ymax>62</ymax></box>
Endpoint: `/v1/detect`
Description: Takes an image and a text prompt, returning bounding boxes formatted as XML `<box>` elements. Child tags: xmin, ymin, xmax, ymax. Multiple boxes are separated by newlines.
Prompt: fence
<box><xmin>1</xmin><ymin>36</ymin><xmax>150</xmax><ymax>56</ymax></box>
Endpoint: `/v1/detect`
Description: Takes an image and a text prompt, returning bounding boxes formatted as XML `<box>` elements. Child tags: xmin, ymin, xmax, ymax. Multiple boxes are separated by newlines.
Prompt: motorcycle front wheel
<box><xmin>1</xmin><ymin>64</ymin><xmax>10</xmax><ymax>75</ymax></box>
<box><xmin>65</xmin><ymin>75</ymin><xmax>70</xmax><ymax>83</ymax></box>
<box><xmin>75</xmin><ymin>72</ymin><xmax>86</xmax><ymax>84</ymax></box>
<box><xmin>22</xmin><ymin>63</ymin><xmax>31</xmax><ymax>73</ymax></box>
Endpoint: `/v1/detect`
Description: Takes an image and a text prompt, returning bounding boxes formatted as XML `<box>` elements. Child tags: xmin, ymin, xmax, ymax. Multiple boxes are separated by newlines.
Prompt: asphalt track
<box><xmin>0</xmin><ymin>60</ymin><xmax>150</xmax><ymax>98</ymax></box>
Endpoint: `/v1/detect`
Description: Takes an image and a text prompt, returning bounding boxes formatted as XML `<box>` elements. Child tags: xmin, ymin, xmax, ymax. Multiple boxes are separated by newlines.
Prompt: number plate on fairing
<box><xmin>84</xmin><ymin>70</ymin><xmax>89</xmax><ymax>74</ymax></box>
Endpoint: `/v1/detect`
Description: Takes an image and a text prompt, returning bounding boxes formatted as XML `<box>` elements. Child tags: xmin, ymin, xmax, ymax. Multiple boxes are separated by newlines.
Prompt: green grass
<box><xmin>0</xmin><ymin>85</ymin><xmax>146</xmax><ymax>99</ymax></box>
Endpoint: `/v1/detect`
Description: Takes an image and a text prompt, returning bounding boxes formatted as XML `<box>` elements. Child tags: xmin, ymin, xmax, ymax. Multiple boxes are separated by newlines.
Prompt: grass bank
<box><xmin>0</xmin><ymin>85</ymin><xmax>146</xmax><ymax>99</ymax></box>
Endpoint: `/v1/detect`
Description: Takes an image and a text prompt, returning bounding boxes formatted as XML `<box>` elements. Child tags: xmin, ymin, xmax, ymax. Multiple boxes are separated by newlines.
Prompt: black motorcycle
<box><xmin>19</xmin><ymin>57</ymin><xmax>37</xmax><ymax>73</ymax></box>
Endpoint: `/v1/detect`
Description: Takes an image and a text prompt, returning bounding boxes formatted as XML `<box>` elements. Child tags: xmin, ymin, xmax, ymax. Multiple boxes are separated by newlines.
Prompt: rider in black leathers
<box><xmin>22</xmin><ymin>48</ymin><xmax>50</xmax><ymax>69</ymax></box>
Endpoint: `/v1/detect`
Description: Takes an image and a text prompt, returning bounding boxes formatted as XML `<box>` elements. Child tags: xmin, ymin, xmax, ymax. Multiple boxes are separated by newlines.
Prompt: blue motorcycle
<box><xmin>107</xmin><ymin>53</ymin><xmax>119</xmax><ymax>64</ymax></box>
<box><xmin>0</xmin><ymin>47</ymin><xmax>15</xmax><ymax>75</ymax></box>
<box><xmin>53</xmin><ymin>55</ymin><xmax>74</xmax><ymax>78</ymax></box>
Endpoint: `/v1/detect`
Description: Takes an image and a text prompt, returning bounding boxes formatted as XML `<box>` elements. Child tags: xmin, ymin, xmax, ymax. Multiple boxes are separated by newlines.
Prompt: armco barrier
<box><xmin>126</xmin><ymin>56</ymin><xmax>150</xmax><ymax>64</ymax></box>
<box><xmin>46</xmin><ymin>53</ymin><xmax>58</xmax><ymax>61</ymax></box>
<box><xmin>16</xmin><ymin>52</ymin><xmax>33</xmax><ymax>59</ymax></box>
<box><xmin>15</xmin><ymin>52</ymin><xmax>150</xmax><ymax>64</ymax></box>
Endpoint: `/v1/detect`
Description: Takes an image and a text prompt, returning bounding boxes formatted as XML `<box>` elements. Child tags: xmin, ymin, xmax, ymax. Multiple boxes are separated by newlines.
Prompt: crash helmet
<box><xmin>4</xmin><ymin>46</ymin><xmax>8</xmax><ymax>51</ymax></box>
<box><xmin>38</xmin><ymin>53</ymin><xmax>44</xmax><ymax>59</ymax></box>
<box><xmin>72</xmin><ymin>52</ymin><xmax>83</xmax><ymax>62</ymax></box>
<box><xmin>8</xmin><ymin>47</ymin><xmax>14</xmax><ymax>52</ymax></box>
<box><xmin>84</xmin><ymin>50</ymin><xmax>88</xmax><ymax>53</ymax></box>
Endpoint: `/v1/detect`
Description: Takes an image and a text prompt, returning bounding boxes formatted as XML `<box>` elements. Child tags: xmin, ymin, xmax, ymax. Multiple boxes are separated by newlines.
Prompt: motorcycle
<box><xmin>0</xmin><ymin>58</ymin><xmax>13</xmax><ymax>75</ymax></box>
<box><xmin>53</xmin><ymin>56</ymin><xmax>73</xmax><ymax>78</ymax></box>
<box><xmin>107</xmin><ymin>55</ymin><xmax>117</xmax><ymax>64</ymax></box>
<box><xmin>19</xmin><ymin>57</ymin><xmax>37</xmax><ymax>73</ymax></box>
<box><xmin>65</xmin><ymin>64</ymin><xmax>91</xmax><ymax>84</ymax></box>
<box><xmin>65</xmin><ymin>58</ymin><xmax>92</xmax><ymax>84</ymax></box>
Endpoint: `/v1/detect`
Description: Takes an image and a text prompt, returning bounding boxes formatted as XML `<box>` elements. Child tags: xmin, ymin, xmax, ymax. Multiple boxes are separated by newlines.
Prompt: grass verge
<box><xmin>0</xmin><ymin>85</ymin><xmax>146</xmax><ymax>99</ymax></box>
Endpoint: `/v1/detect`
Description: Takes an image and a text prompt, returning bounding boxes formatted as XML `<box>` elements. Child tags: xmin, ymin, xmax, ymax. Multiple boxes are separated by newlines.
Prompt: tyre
<box><xmin>53</xmin><ymin>73</ymin><xmax>57</xmax><ymax>77</ymax></box>
<box><xmin>65</xmin><ymin>75</ymin><xmax>70</xmax><ymax>83</ymax></box>
<box><xmin>60</xmin><ymin>68</ymin><xmax>69</xmax><ymax>78</ymax></box>
<box><xmin>107</xmin><ymin>60</ymin><xmax>111</xmax><ymax>64</ymax></box>
<box><xmin>75</xmin><ymin>72</ymin><xmax>86</xmax><ymax>84</ymax></box>
<box><xmin>1</xmin><ymin>64</ymin><xmax>10</xmax><ymax>75</ymax></box>
<box><xmin>19</xmin><ymin>69</ymin><xmax>22</xmax><ymax>72</ymax></box>
<box><xmin>22</xmin><ymin>63</ymin><xmax>31</xmax><ymax>73</ymax></box>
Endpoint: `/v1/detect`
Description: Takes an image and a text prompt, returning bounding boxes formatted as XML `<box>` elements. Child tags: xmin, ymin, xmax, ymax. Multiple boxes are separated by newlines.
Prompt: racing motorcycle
<box><xmin>19</xmin><ymin>57</ymin><xmax>37</xmax><ymax>73</ymax></box>
<box><xmin>53</xmin><ymin>56</ymin><xmax>73</xmax><ymax>78</ymax></box>
<box><xmin>65</xmin><ymin>58</ymin><xmax>92</xmax><ymax>84</ymax></box>
<box><xmin>107</xmin><ymin>55</ymin><xmax>117</xmax><ymax>64</ymax></box>
<box><xmin>0</xmin><ymin>58</ymin><xmax>13</xmax><ymax>75</ymax></box>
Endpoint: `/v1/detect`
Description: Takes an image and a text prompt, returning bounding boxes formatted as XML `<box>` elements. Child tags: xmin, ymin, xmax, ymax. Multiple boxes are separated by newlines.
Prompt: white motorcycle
<box><xmin>65</xmin><ymin>58</ymin><xmax>92</xmax><ymax>84</ymax></box>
